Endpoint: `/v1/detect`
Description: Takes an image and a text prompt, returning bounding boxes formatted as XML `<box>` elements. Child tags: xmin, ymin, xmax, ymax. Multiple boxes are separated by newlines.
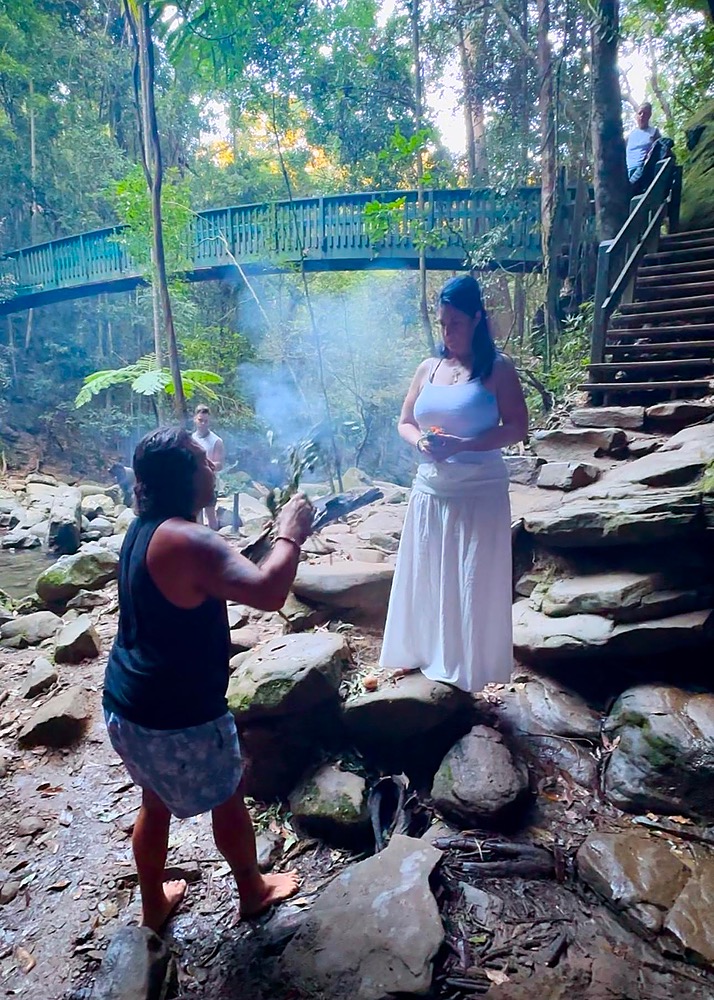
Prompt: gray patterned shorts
<box><xmin>104</xmin><ymin>709</ymin><xmax>243</xmax><ymax>819</ymax></box>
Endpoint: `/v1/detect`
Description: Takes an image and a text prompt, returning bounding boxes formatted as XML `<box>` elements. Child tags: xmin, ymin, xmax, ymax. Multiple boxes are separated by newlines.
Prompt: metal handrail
<box><xmin>590</xmin><ymin>158</ymin><xmax>680</xmax><ymax>364</ymax></box>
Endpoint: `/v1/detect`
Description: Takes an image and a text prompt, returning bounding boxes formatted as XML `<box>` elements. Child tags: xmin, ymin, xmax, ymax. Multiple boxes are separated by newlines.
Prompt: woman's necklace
<box><xmin>450</xmin><ymin>362</ymin><xmax>468</xmax><ymax>384</ymax></box>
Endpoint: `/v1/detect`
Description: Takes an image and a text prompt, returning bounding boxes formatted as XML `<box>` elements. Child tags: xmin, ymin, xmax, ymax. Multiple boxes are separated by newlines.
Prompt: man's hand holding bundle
<box><xmin>275</xmin><ymin>493</ymin><xmax>314</xmax><ymax>550</ymax></box>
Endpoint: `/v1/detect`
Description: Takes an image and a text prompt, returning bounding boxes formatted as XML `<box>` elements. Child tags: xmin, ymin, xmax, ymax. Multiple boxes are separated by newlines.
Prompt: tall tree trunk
<box><xmin>410</xmin><ymin>0</ymin><xmax>435</xmax><ymax>354</ymax></box>
<box><xmin>591</xmin><ymin>0</ymin><xmax>629</xmax><ymax>241</ymax></box>
<box><xmin>458</xmin><ymin>26</ymin><xmax>489</xmax><ymax>186</ymax></box>
<box><xmin>125</xmin><ymin>0</ymin><xmax>186</xmax><ymax>420</ymax></box>
<box><xmin>537</xmin><ymin>0</ymin><xmax>558</xmax><ymax>362</ymax></box>
<box><xmin>25</xmin><ymin>78</ymin><xmax>38</xmax><ymax>352</ymax></box>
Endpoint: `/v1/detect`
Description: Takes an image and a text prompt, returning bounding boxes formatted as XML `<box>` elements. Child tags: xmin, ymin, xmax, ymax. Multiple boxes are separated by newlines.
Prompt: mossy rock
<box><xmin>226</xmin><ymin>632</ymin><xmax>350</xmax><ymax>722</ymax></box>
<box><xmin>288</xmin><ymin>764</ymin><xmax>370</xmax><ymax>846</ymax></box>
<box><xmin>35</xmin><ymin>545</ymin><xmax>119</xmax><ymax>603</ymax></box>
<box><xmin>680</xmin><ymin>99</ymin><xmax>714</xmax><ymax>232</ymax></box>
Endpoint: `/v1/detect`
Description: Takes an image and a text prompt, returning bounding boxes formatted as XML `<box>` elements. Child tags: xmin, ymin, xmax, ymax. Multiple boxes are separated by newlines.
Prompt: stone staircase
<box><xmin>581</xmin><ymin>227</ymin><xmax>714</xmax><ymax>402</ymax></box>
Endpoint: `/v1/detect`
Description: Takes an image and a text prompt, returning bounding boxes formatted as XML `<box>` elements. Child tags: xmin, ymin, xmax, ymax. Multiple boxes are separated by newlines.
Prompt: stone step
<box><xmin>578</xmin><ymin>379</ymin><xmax>712</xmax><ymax>395</ymax></box>
<box><xmin>606</xmin><ymin>324</ymin><xmax>714</xmax><ymax>341</ymax></box>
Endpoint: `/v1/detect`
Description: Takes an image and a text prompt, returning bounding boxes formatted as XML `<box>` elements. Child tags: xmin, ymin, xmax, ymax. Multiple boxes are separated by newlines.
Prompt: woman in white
<box><xmin>379</xmin><ymin>274</ymin><xmax>528</xmax><ymax>693</ymax></box>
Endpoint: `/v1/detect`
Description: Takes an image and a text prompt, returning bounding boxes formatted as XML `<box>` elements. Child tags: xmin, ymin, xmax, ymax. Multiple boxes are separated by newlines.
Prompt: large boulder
<box><xmin>47</xmin><ymin>486</ymin><xmax>82</xmax><ymax>555</ymax></box>
<box><xmin>288</xmin><ymin>764</ymin><xmax>370</xmax><ymax>846</ymax></box>
<box><xmin>343</xmin><ymin>673</ymin><xmax>474</xmax><ymax>776</ymax></box>
<box><xmin>0</xmin><ymin>611</ymin><xmax>61</xmax><ymax>649</ymax></box>
<box><xmin>17</xmin><ymin>686</ymin><xmax>90</xmax><ymax>748</ymax></box>
<box><xmin>278</xmin><ymin>835</ymin><xmax>443</xmax><ymax>999</ymax></box>
<box><xmin>35</xmin><ymin>544</ymin><xmax>119</xmax><ymax>603</ymax></box>
<box><xmin>523</xmin><ymin>486</ymin><xmax>702</xmax><ymax>547</ymax></box>
<box><xmin>603</xmin><ymin>685</ymin><xmax>714</xmax><ymax>821</ymax></box>
<box><xmin>54</xmin><ymin>615</ymin><xmax>101</xmax><ymax>663</ymax></box>
<box><xmin>680</xmin><ymin>98</ymin><xmax>714</xmax><ymax>231</ymax></box>
<box><xmin>226</xmin><ymin>632</ymin><xmax>349</xmax><ymax>722</ymax></box>
<box><xmin>492</xmin><ymin>676</ymin><xmax>601</xmax><ymax>740</ymax></box>
<box><xmin>292</xmin><ymin>562</ymin><xmax>394</xmax><ymax>619</ymax></box>
<box><xmin>81</xmin><ymin>493</ymin><xmax>116</xmax><ymax>519</ymax></box>
<box><xmin>577</xmin><ymin>830</ymin><xmax>690</xmax><ymax>936</ymax></box>
<box><xmin>430</xmin><ymin>725</ymin><xmax>529</xmax><ymax>827</ymax></box>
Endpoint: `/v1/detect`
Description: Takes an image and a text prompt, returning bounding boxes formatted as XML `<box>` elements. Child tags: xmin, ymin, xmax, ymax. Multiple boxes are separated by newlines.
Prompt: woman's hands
<box><xmin>417</xmin><ymin>432</ymin><xmax>464</xmax><ymax>461</ymax></box>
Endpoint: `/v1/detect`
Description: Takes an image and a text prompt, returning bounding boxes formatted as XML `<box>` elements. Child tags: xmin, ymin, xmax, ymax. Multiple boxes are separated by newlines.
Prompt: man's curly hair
<box><xmin>133</xmin><ymin>426</ymin><xmax>198</xmax><ymax>520</ymax></box>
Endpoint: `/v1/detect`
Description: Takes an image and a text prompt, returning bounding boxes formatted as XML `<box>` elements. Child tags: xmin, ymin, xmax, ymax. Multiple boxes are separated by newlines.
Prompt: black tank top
<box><xmin>103</xmin><ymin>516</ymin><xmax>230</xmax><ymax>729</ymax></box>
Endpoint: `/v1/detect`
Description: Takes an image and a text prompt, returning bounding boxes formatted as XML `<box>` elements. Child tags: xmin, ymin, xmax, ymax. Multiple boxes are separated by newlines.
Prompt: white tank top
<box><xmin>192</xmin><ymin>429</ymin><xmax>221</xmax><ymax>463</ymax></box>
<box><xmin>413</xmin><ymin>364</ymin><xmax>502</xmax><ymax>464</ymax></box>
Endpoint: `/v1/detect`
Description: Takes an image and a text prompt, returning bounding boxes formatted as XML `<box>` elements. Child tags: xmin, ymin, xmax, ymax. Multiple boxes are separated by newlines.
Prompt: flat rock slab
<box><xmin>278</xmin><ymin>834</ymin><xmax>443</xmax><ymax>999</ymax></box>
<box><xmin>577</xmin><ymin>831</ymin><xmax>690</xmax><ymax>935</ymax></box>
<box><xmin>431</xmin><ymin>725</ymin><xmax>529</xmax><ymax>826</ymax></box>
<box><xmin>570</xmin><ymin>406</ymin><xmax>645</xmax><ymax>430</ymax></box>
<box><xmin>645</xmin><ymin>399</ymin><xmax>714</xmax><ymax>431</ymax></box>
<box><xmin>226</xmin><ymin>632</ymin><xmax>349</xmax><ymax>721</ymax></box>
<box><xmin>534</xmin><ymin>570</ymin><xmax>713</xmax><ymax>622</ymax></box>
<box><xmin>92</xmin><ymin>925</ymin><xmax>176</xmax><ymax>1000</ymax></box>
<box><xmin>504</xmin><ymin>455</ymin><xmax>543</xmax><ymax>485</ymax></box>
<box><xmin>35</xmin><ymin>544</ymin><xmax>119</xmax><ymax>603</ymax></box>
<box><xmin>343</xmin><ymin>673</ymin><xmax>473</xmax><ymax>744</ymax></box>
<box><xmin>522</xmin><ymin>487</ymin><xmax>702</xmax><ymax>547</ymax></box>
<box><xmin>530</xmin><ymin>427</ymin><xmax>629</xmax><ymax>462</ymax></box>
<box><xmin>18</xmin><ymin>686</ymin><xmax>89</xmax><ymax>748</ymax></box>
<box><xmin>602</xmin><ymin>446</ymin><xmax>710</xmax><ymax>489</ymax></box>
<box><xmin>536</xmin><ymin>461</ymin><xmax>600</xmax><ymax>491</ymax></box>
<box><xmin>0</xmin><ymin>611</ymin><xmax>61</xmax><ymax>649</ymax></box>
<box><xmin>603</xmin><ymin>685</ymin><xmax>714</xmax><ymax>821</ymax></box>
<box><xmin>292</xmin><ymin>562</ymin><xmax>394</xmax><ymax>617</ymax></box>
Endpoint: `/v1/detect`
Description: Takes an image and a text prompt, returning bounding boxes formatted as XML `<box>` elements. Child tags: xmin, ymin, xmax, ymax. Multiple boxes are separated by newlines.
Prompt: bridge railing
<box><xmin>1</xmin><ymin>186</ymin><xmax>591</xmax><ymax>306</ymax></box>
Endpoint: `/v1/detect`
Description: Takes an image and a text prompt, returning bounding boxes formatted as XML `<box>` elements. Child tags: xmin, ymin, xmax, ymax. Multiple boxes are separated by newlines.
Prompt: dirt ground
<box><xmin>3</xmin><ymin>605</ymin><xmax>714</xmax><ymax>1000</ymax></box>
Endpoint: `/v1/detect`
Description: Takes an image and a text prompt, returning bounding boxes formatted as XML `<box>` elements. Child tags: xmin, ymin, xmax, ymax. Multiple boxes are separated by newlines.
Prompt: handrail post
<box><xmin>591</xmin><ymin>239</ymin><xmax>613</xmax><ymax>365</ymax></box>
<box><xmin>669</xmin><ymin>165</ymin><xmax>682</xmax><ymax>234</ymax></box>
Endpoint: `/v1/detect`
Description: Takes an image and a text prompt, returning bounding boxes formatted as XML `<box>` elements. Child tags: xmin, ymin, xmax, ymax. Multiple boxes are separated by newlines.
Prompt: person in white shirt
<box><xmin>191</xmin><ymin>404</ymin><xmax>225</xmax><ymax>530</ymax></box>
<box><xmin>626</xmin><ymin>103</ymin><xmax>662</xmax><ymax>189</ymax></box>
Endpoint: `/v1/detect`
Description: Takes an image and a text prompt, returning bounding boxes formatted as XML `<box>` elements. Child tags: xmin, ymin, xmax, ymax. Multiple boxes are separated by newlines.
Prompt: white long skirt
<box><xmin>379</xmin><ymin>459</ymin><xmax>513</xmax><ymax>693</ymax></box>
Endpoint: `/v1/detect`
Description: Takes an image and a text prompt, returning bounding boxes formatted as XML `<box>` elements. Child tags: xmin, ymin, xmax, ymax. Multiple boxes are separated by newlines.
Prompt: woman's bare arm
<box><xmin>397</xmin><ymin>359</ymin><xmax>433</xmax><ymax>449</ymax></box>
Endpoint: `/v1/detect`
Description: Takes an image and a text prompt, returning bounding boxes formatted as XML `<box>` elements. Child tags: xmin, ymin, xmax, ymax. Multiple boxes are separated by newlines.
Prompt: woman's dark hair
<box><xmin>133</xmin><ymin>426</ymin><xmax>199</xmax><ymax>519</ymax></box>
<box><xmin>438</xmin><ymin>274</ymin><xmax>497</xmax><ymax>381</ymax></box>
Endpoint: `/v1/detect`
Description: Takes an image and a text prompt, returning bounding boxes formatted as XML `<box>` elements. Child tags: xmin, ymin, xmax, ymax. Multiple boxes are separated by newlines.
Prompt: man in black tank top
<box><xmin>103</xmin><ymin>427</ymin><xmax>313</xmax><ymax>933</ymax></box>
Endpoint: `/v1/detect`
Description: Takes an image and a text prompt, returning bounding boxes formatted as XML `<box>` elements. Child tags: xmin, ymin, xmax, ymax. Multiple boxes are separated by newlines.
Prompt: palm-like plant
<box><xmin>74</xmin><ymin>354</ymin><xmax>222</xmax><ymax>409</ymax></box>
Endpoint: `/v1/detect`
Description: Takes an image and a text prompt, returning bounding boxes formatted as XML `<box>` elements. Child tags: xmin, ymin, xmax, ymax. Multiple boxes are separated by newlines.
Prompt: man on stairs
<box><xmin>626</xmin><ymin>103</ymin><xmax>673</xmax><ymax>194</ymax></box>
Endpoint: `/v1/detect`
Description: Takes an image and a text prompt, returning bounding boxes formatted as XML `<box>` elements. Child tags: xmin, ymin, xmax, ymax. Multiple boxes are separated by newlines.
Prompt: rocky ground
<box><xmin>1</xmin><ymin>398</ymin><xmax>714</xmax><ymax>1000</ymax></box>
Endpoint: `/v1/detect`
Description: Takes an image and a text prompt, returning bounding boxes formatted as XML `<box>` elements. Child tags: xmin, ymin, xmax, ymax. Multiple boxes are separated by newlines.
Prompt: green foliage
<box><xmin>74</xmin><ymin>354</ymin><xmax>222</xmax><ymax>408</ymax></box>
<box><xmin>363</xmin><ymin>197</ymin><xmax>407</xmax><ymax>247</ymax></box>
<box><xmin>109</xmin><ymin>164</ymin><xmax>193</xmax><ymax>274</ymax></box>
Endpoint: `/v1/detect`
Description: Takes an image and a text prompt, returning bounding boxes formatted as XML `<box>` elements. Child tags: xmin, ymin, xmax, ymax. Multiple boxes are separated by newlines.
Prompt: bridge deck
<box><xmin>0</xmin><ymin>187</ymin><xmax>585</xmax><ymax>315</ymax></box>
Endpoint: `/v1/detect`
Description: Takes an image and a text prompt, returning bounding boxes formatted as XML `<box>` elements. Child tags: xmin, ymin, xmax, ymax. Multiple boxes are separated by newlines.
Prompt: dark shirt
<box><xmin>103</xmin><ymin>516</ymin><xmax>230</xmax><ymax>730</ymax></box>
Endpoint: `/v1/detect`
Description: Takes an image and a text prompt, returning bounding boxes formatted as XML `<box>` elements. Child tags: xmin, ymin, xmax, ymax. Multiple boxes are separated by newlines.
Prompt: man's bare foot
<box><xmin>239</xmin><ymin>870</ymin><xmax>300</xmax><ymax>918</ymax></box>
<box><xmin>141</xmin><ymin>879</ymin><xmax>187</xmax><ymax>933</ymax></box>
